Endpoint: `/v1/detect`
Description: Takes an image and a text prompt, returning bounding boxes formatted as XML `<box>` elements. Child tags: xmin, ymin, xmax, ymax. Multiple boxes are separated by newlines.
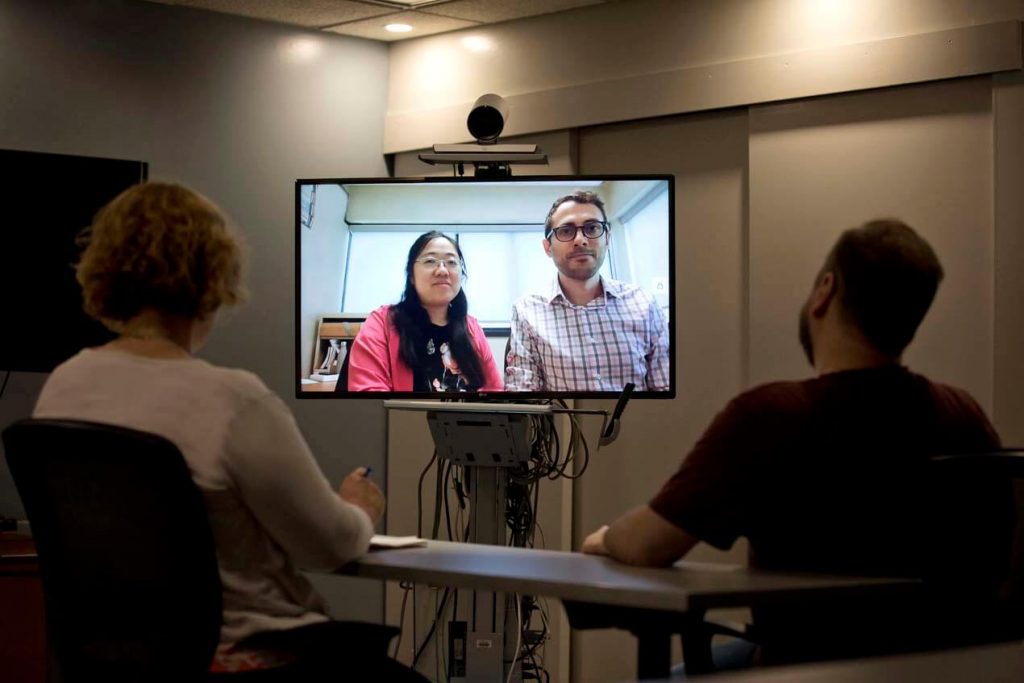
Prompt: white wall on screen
<box><xmin>606</xmin><ymin>182</ymin><xmax>672</xmax><ymax>313</ymax></box>
<box><xmin>341</xmin><ymin>231</ymin><xmax>421</xmax><ymax>313</ymax></box>
<box><xmin>334</xmin><ymin>180</ymin><xmax>669</xmax><ymax>325</ymax></box>
<box><xmin>456</xmin><ymin>232</ymin><xmax>515</xmax><ymax>322</ymax></box>
<box><xmin>299</xmin><ymin>183</ymin><xmax>351</xmax><ymax>377</ymax></box>
<box><xmin>345</xmin><ymin>182</ymin><xmax>597</xmax><ymax>225</ymax></box>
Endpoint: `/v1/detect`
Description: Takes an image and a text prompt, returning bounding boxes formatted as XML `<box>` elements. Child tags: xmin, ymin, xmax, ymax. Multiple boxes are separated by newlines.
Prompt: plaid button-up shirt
<box><xmin>505</xmin><ymin>276</ymin><xmax>670</xmax><ymax>392</ymax></box>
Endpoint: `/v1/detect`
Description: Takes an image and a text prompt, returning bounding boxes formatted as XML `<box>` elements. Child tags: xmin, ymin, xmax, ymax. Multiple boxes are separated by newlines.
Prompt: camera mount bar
<box><xmin>418</xmin><ymin>144</ymin><xmax>548</xmax><ymax>179</ymax></box>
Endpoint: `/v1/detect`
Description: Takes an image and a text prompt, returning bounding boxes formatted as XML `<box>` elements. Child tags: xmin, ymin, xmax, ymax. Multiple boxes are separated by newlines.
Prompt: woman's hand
<box><xmin>339</xmin><ymin>467</ymin><xmax>385</xmax><ymax>525</ymax></box>
<box><xmin>581</xmin><ymin>525</ymin><xmax>610</xmax><ymax>555</ymax></box>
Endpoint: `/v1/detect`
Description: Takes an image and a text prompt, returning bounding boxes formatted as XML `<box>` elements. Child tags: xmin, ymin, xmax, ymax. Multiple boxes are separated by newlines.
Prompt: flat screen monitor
<box><xmin>295</xmin><ymin>175</ymin><xmax>674</xmax><ymax>399</ymax></box>
<box><xmin>0</xmin><ymin>148</ymin><xmax>148</xmax><ymax>373</ymax></box>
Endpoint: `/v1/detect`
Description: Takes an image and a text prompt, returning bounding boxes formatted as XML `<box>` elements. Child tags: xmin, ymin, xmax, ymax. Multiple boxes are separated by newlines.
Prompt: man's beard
<box><xmin>798</xmin><ymin>303</ymin><xmax>814</xmax><ymax>367</ymax></box>
<box><xmin>559</xmin><ymin>249</ymin><xmax>603</xmax><ymax>281</ymax></box>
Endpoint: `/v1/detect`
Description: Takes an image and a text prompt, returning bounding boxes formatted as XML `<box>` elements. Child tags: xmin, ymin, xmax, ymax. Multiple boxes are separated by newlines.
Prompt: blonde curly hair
<box><xmin>76</xmin><ymin>182</ymin><xmax>246</xmax><ymax>330</ymax></box>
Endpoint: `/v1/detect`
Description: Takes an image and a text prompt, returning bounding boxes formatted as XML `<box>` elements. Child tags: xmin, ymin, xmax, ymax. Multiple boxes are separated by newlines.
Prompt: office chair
<box><xmin>332</xmin><ymin>346</ymin><xmax>352</xmax><ymax>393</ymax></box>
<box><xmin>4</xmin><ymin>418</ymin><xmax>422</xmax><ymax>683</ymax></box>
<box><xmin>2</xmin><ymin>418</ymin><xmax>222</xmax><ymax>682</ymax></box>
<box><xmin>927</xmin><ymin>450</ymin><xmax>1024</xmax><ymax>633</ymax></box>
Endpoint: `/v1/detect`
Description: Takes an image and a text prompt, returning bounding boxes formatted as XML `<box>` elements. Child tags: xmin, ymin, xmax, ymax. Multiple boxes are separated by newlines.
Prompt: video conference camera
<box><xmin>467</xmin><ymin>93</ymin><xmax>507</xmax><ymax>143</ymax></box>
<box><xmin>419</xmin><ymin>93</ymin><xmax>548</xmax><ymax>178</ymax></box>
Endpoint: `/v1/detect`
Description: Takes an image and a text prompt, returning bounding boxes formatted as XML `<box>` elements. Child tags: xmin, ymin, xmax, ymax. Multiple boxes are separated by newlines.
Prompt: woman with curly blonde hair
<box><xmin>33</xmin><ymin>182</ymin><xmax>423</xmax><ymax>681</ymax></box>
<box><xmin>74</xmin><ymin>181</ymin><xmax>246</xmax><ymax>347</ymax></box>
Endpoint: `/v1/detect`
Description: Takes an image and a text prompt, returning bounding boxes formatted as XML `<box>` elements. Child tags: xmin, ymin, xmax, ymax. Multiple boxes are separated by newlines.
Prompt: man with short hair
<box><xmin>582</xmin><ymin>219</ymin><xmax>1010</xmax><ymax>664</ymax></box>
<box><xmin>505</xmin><ymin>190</ymin><xmax>670</xmax><ymax>392</ymax></box>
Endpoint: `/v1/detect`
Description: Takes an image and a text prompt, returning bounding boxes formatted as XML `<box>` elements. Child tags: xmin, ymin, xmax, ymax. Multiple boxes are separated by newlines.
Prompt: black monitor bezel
<box><xmin>294</xmin><ymin>173</ymin><xmax>675</xmax><ymax>400</ymax></box>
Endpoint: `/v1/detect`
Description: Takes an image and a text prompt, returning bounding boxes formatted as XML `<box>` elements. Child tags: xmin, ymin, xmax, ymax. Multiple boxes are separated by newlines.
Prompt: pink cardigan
<box><xmin>347</xmin><ymin>305</ymin><xmax>503</xmax><ymax>392</ymax></box>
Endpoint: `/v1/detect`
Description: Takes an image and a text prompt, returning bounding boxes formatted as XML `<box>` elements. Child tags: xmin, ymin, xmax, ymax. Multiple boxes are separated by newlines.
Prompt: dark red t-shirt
<box><xmin>651</xmin><ymin>365</ymin><xmax>1000</xmax><ymax>571</ymax></box>
<box><xmin>649</xmin><ymin>365</ymin><xmax>1009</xmax><ymax>658</ymax></box>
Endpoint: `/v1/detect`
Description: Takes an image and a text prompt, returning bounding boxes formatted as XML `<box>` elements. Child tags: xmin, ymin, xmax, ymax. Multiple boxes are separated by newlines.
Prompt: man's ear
<box><xmin>808</xmin><ymin>271</ymin><xmax>837</xmax><ymax>317</ymax></box>
<box><xmin>542</xmin><ymin>236</ymin><xmax>552</xmax><ymax>258</ymax></box>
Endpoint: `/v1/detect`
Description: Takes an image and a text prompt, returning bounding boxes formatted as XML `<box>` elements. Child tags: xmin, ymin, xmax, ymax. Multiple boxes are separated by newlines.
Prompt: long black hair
<box><xmin>389</xmin><ymin>231</ymin><xmax>485</xmax><ymax>388</ymax></box>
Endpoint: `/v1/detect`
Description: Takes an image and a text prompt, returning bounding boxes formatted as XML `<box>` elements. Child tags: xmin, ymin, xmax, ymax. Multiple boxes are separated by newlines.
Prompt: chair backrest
<box><xmin>927</xmin><ymin>451</ymin><xmax>1024</xmax><ymax>616</ymax></box>
<box><xmin>2</xmin><ymin>418</ymin><xmax>222</xmax><ymax>682</ymax></box>
<box><xmin>333</xmin><ymin>344</ymin><xmax>353</xmax><ymax>393</ymax></box>
<box><xmin>750</xmin><ymin>450</ymin><xmax>1024</xmax><ymax>666</ymax></box>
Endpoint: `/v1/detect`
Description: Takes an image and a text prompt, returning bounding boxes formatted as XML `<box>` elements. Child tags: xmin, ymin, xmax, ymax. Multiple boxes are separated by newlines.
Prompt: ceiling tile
<box><xmin>418</xmin><ymin>0</ymin><xmax>607</xmax><ymax>24</ymax></box>
<box><xmin>162</xmin><ymin>0</ymin><xmax>393</xmax><ymax>28</ymax></box>
<box><xmin>143</xmin><ymin>0</ymin><xmax>621</xmax><ymax>41</ymax></box>
<box><xmin>326</xmin><ymin>9</ymin><xmax>479</xmax><ymax>42</ymax></box>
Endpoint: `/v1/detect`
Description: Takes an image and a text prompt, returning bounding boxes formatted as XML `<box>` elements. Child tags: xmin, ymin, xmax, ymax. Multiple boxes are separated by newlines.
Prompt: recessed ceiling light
<box><xmin>385</xmin><ymin>23</ymin><xmax>413</xmax><ymax>33</ymax></box>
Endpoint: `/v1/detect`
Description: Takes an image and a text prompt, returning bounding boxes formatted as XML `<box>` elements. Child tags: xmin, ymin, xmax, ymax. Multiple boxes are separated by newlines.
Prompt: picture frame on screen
<box><xmin>295</xmin><ymin>175</ymin><xmax>675</xmax><ymax>400</ymax></box>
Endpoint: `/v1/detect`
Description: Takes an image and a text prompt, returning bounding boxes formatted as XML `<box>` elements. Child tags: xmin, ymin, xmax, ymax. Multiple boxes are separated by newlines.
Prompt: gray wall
<box><xmin>0</xmin><ymin>0</ymin><xmax>389</xmax><ymax>622</ymax></box>
<box><xmin>748</xmin><ymin>78</ymin><xmax>995</xmax><ymax>401</ymax></box>
<box><xmin>384</xmin><ymin>0</ymin><xmax>1023</xmax><ymax>152</ymax></box>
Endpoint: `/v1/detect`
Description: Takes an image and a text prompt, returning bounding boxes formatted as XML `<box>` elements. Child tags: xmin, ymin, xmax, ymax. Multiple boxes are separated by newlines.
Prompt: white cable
<box><xmin>506</xmin><ymin>594</ymin><xmax>522</xmax><ymax>683</ymax></box>
<box><xmin>392</xmin><ymin>584</ymin><xmax>412</xmax><ymax>659</ymax></box>
<box><xmin>435</xmin><ymin>588</ymin><xmax>441</xmax><ymax>683</ymax></box>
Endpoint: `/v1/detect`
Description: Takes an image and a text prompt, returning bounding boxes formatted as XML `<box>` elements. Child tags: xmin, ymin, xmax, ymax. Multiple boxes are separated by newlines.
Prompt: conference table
<box><xmin>340</xmin><ymin>540</ymin><xmax>921</xmax><ymax>680</ymax></box>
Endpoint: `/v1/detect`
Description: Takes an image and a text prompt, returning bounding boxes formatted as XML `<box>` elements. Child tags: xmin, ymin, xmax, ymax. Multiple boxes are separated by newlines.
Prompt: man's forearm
<box><xmin>602</xmin><ymin>505</ymin><xmax>699</xmax><ymax>567</ymax></box>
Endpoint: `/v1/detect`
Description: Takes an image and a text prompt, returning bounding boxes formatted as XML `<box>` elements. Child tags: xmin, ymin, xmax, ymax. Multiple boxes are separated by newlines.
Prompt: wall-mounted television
<box><xmin>0</xmin><ymin>148</ymin><xmax>148</xmax><ymax>373</ymax></box>
<box><xmin>295</xmin><ymin>175</ymin><xmax>674</xmax><ymax>400</ymax></box>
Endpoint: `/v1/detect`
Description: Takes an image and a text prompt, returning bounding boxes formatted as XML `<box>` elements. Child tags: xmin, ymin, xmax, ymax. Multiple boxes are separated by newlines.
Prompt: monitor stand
<box><xmin>385</xmin><ymin>402</ymin><xmax>547</xmax><ymax>683</ymax></box>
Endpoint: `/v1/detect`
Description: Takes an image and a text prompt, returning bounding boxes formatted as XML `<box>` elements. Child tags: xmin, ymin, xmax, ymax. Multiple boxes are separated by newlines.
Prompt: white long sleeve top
<box><xmin>33</xmin><ymin>348</ymin><xmax>373</xmax><ymax>645</ymax></box>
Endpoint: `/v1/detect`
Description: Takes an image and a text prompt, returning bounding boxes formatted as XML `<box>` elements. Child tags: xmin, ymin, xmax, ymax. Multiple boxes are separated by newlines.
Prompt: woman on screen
<box><xmin>346</xmin><ymin>230</ymin><xmax>502</xmax><ymax>392</ymax></box>
<box><xmin>32</xmin><ymin>182</ymin><xmax>423</xmax><ymax>681</ymax></box>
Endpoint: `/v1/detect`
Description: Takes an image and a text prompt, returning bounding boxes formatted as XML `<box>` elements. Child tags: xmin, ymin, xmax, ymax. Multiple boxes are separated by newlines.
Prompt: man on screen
<box><xmin>505</xmin><ymin>191</ymin><xmax>670</xmax><ymax>392</ymax></box>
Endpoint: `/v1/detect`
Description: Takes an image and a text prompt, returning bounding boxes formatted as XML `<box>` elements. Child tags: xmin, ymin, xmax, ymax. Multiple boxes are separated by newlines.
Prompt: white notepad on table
<box><xmin>370</xmin><ymin>535</ymin><xmax>427</xmax><ymax>549</ymax></box>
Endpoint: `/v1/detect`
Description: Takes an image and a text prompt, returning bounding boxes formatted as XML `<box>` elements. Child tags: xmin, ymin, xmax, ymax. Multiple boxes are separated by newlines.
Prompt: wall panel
<box><xmin>748</xmin><ymin>77</ymin><xmax>995</xmax><ymax>408</ymax></box>
<box><xmin>385</xmin><ymin>0</ymin><xmax>1022</xmax><ymax>152</ymax></box>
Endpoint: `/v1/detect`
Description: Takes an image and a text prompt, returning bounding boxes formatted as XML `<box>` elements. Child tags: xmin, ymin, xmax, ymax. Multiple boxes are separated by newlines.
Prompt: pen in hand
<box><xmin>340</xmin><ymin>466</ymin><xmax>384</xmax><ymax>524</ymax></box>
